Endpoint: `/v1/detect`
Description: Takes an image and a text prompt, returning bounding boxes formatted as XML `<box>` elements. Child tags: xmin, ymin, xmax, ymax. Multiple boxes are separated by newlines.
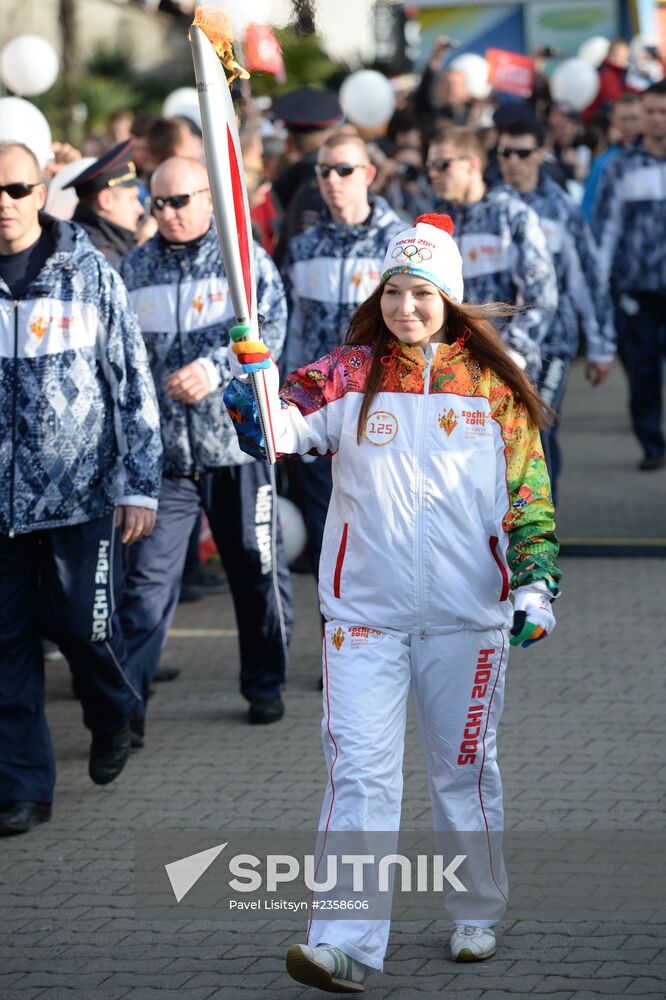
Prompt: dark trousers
<box><xmin>615</xmin><ymin>293</ymin><xmax>666</xmax><ymax>459</ymax></box>
<box><xmin>538</xmin><ymin>355</ymin><xmax>571</xmax><ymax>505</ymax></box>
<box><xmin>292</xmin><ymin>456</ymin><xmax>333</xmax><ymax>579</ymax></box>
<box><xmin>183</xmin><ymin>511</ymin><xmax>202</xmax><ymax>575</ymax></box>
<box><xmin>0</xmin><ymin>514</ymin><xmax>138</xmax><ymax>804</ymax></box>
<box><xmin>120</xmin><ymin>463</ymin><xmax>292</xmax><ymax>710</ymax></box>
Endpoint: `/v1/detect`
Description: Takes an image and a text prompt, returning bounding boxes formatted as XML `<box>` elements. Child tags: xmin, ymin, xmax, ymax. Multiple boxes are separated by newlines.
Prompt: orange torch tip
<box><xmin>191</xmin><ymin>5</ymin><xmax>250</xmax><ymax>82</ymax></box>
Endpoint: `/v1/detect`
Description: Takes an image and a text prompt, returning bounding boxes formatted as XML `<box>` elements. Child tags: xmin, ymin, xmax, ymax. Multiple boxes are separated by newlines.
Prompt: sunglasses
<box><xmin>498</xmin><ymin>147</ymin><xmax>537</xmax><ymax>160</ymax></box>
<box><xmin>152</xmin><ymin>189</ymin><xmax>209</xmax><ymax>211</ymax></box>
<box><xmin>315</xmin><ymin>163</ymin><xmax>367</xmax><ymax>179</ymax></box>
<box><xmin>425</xmin><ymin>156</ymin><xmax>469</xmax><ymax>172</ymax></box>
<box><xmin>0</xmin><ymin>182</ymin><xmax>42</xmax><ymax>200</ymax></box>
<box><xmin>396</xmin><ymin>163</ymin><xmax>422</xmax><ymax>183</ymax></box>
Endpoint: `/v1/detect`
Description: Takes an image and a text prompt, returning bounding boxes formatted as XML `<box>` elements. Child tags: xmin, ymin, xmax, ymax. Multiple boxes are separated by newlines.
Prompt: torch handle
<box><xmin>189</xmin><ymin>24</ymin><xmax>276</xmax><ymax>463</ymax></box>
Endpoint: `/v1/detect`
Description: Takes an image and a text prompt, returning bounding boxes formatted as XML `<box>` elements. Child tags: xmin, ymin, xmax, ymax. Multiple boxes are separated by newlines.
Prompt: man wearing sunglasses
<box><xmin>426</xmin><ymin>126</ymin><xmax>557</xmax><ymax>382</ymax></box>
<box><xmin>496</xmin><ymin>118</ymin><xmax>614</xmax><ymax>500</ymax></box>
<box><xmin>280</xmin><ymin>133</ymin><xmax>403</xmax><ymax>580</ymax></box>
<box><xmin>120</xmin><ymin>156</ymin><xmax>292</xmax><ymax>730</ymax></box>
<box><xmin>0</xmin><ymin>142</ymin><xmax>162</xmax><ymax>835</ymax></box>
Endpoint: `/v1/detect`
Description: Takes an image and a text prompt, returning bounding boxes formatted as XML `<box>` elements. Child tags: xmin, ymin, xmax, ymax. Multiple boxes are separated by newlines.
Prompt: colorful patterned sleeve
<box><xmin>224</xmin><ymin>347</ymin><xmax>354</xmax><ymax>460</ymax></box>
<box><xmin>490</xmin><ymin>374</ymin><xmax>561</xmax><ymax>595</ymax></box>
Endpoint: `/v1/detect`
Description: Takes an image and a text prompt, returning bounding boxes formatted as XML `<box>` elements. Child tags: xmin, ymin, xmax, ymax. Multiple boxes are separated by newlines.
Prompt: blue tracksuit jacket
<box><xmin>0</xmin><ymin>214</ymin><xmax>162</xmax><ymax>536</ymax></box>
<box><xmin>121</xmin><ymin>224</ymin><xmax>287</xmax><ymax>475</ymax></box>
<box><xmin>518</xmin><ymin>173</ymin><xmax>614</xmax><ymax>361</ymax></box>
<box><xmin>280</xmin><ymin>195</ymin><xmax>404</xmax><ymax>374</ymax></box>
<box><xmin>590</xmin><ymin>140</ymin><xmax>666</xmax><ymax>296</ymax></box>
<box><xmin>435</xmin><ymin>186</ymin><xmax>558</xmax><ymax>377</ymax></box>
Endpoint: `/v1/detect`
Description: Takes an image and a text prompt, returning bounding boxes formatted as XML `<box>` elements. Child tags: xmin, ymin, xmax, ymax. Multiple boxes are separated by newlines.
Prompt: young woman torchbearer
<box><xmin>224</xmin><ymin>214</ymin><xmax>561</xmax><ymax>993</ymax></box>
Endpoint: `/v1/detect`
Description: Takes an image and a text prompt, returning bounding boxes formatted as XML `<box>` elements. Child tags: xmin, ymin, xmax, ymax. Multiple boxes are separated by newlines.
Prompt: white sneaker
<box><xmin>286</xmin><ymin>943</ymin><xmax>366</xmax><ymax>993</ymax></box>
<box><xmin>450</xmin><ymin>925</ymin><xmax>496</xmax><ymax>961</ymax></box>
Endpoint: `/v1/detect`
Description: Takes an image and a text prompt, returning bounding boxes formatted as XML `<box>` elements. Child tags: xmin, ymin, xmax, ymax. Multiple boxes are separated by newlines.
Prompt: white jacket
<box><xmin>224</xmin><ymin>338</ymin><xmax>560</xmax><ymax>634</ymax></box>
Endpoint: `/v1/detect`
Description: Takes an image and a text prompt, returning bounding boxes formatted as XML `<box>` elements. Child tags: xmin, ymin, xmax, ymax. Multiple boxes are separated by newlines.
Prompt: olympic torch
<box><xmin>189</xmin><ymin>10</ymin><xmax>277</xmax><ymax>463</ymax></box>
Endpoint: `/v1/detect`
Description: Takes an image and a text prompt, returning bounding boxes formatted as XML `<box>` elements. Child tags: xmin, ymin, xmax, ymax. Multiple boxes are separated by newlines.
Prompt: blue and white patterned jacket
<box><xmin>516</xmin><ymin>173</ymin><xmax>614</xmax><ymax>361</ymax></box>
<box><xmin>281</xmin><ymin>196</ymin><xmax>404</xmax><ymax>374</ymax></box>
<box><xmin>590</xmin><ymin>141</ymin><xmax>666</xmax><ymax>296</ymax></box>
<box><xmin>0</xmin><ymin>214</ymin><xmax>162</xmax><ymax>536</ymax></box>
<box><xmin>435</xmin><ymin>186</ymin><xmax>558</xmax><ymax>378</ymax></box>
<box><xmin>121</xmin><ymin>223</ymin><xmax>286</xmax><ymax>475</ymax></box>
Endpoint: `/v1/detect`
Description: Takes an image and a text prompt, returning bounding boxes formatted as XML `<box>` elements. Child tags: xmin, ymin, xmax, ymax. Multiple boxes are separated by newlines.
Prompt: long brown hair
<box><xmin>345</xmin><ymin>283</ymin><xmax>553</xmax><ymax>444</ymax></box>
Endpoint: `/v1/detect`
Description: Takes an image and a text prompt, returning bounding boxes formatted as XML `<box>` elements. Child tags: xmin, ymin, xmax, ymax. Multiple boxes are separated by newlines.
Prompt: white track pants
<box><xmin>306</xmin><ymin>621</ymin><xmax>510</xmax><ymax>970</ymax></box>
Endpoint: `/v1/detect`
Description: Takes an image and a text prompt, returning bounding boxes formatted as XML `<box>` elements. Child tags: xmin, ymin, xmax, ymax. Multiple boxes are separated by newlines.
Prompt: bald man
<box><xmin>120</xmin><ymin>157</ymin><xmax>292</xmax><ymax>728</ymax></box>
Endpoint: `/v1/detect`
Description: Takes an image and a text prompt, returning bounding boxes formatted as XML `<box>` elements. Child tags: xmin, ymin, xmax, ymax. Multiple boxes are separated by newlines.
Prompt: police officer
<box><xmin>120</xmin><ymin>156</ymin><xmax>292</xmax><ymax>728</ymax></box>
<box><xmin>0</xmin><ymin>142</ymin><xmax>162</xmax><ymax>836</ymax></box>
<box><xmin>65</xmin><ymin>140</ymin><xmax>144</xmax><ymax>269</ymax></box>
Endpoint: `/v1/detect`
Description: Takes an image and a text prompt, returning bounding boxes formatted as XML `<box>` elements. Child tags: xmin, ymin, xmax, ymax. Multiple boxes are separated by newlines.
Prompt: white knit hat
<box><xmin>381</xmin><ymin>214</ymin><xmax>464</xmax><ymax>303</ymax></box>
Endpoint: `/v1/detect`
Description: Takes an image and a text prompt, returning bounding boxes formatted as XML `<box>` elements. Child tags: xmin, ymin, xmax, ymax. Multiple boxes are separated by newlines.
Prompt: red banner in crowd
<box><xmin>486</xmin><ymin>48</ymin><xmax>536</xmax><ymax>99</ymax></box>
<box><xmin>244</xmin><ymin>23</ymin><xmax>286</xmax><ymax>82</ymax></box>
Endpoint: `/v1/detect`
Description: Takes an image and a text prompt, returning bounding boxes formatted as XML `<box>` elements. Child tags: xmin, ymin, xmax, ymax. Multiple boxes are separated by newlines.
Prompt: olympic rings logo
<box><xmin>391</xmin><ymin>243</ymin><xmax>433</xmax><ymax>264</ymax></box>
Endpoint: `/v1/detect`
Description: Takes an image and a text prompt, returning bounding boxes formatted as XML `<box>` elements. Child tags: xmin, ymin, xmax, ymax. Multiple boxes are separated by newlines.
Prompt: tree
<box><xmin>59</xmin><ymin>0</ymin><xmax>79</xmax><ymax>140</ymax></box>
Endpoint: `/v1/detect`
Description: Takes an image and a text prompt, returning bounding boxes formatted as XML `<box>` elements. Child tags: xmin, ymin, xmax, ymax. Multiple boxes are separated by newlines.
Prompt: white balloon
<box><xmin>45</xmin><ymin>157</ymin><xmax>96</xmax><ymax>220</ymax></box>
<box><xmin>550</xmin><ymin>58</ymin><xmax>600</xmax><ymax>111</ymax></box>
<box><xmin>277</xmin><ymin>496</ymin><xmax>307</xmax><ymax>566</ymax></box>
<box><xmin>0</xmin><ymin>97</ymin><xmax>52</xmax><ymax>168</ymax></box>
<box><xmin>578</xmin><ymin>36</ymin><xmax>610</xmax><ymax>68</ymax></box>
<box><xmin>450</xmin><ymin>53</ymin><xmax>491</xmax><ymax>100</ymax></box>
<box><xmin>339</xmin><ymin>70</ymin><xmax>396</xmax><ymax>129</ymax></box>
<box><xmin>163</xmin><ymin>87</ymin><xmax>201</xmax><ymax>129</ymax></box>
<box><xmin>0</xmin><ymin>35</ymin><xmax>59</xmax><ymax>97</ymax></box>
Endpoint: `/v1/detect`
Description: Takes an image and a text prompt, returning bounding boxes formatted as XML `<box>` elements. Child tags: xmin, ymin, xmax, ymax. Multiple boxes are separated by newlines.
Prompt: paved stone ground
<box><xmin>1</xmin><ymin>360</ymin><xmax>665</xmax><ymax>999</ymax></box>
<box><xmin>556</xmin><ymin>364</ymin><xmax>666</xmax><ymax>543</ymax></box>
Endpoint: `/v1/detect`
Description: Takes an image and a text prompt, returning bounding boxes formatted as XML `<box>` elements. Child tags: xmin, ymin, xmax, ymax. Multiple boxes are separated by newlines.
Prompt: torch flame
<box><xmin>191</xmin><ymin>6</ymin><xmax>250</xmax><ymax>82</ymax></box>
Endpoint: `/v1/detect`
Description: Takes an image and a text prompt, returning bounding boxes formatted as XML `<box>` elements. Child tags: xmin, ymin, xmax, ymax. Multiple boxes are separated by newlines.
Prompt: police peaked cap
<box><xmin>64</xmin><ymin>140</ymin><xmax>138</xmax><ymax>197</ymax></box>
<box><xmin>272</xmin><ymin>88</ymin><xmax>343</xmax><ymax>133</ymax></box>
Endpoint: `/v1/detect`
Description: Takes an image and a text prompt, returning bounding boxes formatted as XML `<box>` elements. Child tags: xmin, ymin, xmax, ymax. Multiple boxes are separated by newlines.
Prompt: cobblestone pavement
<box><xmin>1</xmin><ymin>360</ymin><xmax>665</xmax><ymax>999</ymax></box>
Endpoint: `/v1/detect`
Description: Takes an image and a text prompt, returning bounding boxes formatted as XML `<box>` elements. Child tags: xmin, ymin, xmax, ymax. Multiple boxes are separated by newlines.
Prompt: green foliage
<box><xmin>31</xmin><ymin>40</ymin><xmax>195</xmax><ymax>141</ymax></box>
<box><xmin>249</xmin><ymin>26</ymin><xmax>344</xmax><ymax>98</ymax></box>
<box><xmin>86</xmin><ymin>43</ymin><xmax>134</xmax><ymax>80</ymax></box>
<box><xmin>75</xmin><ymin>76</ymin><xmax>140</xmax><ymax>131</ymax></box>
<box><xmin>134</xmin><ymin>69</ymin><xmax>194</xmax><ymax>108</ymax></box>
<box><xmin>31</xmin><ymin>80</ymin><xmax>75</xmax><ymax>141</ymax></box>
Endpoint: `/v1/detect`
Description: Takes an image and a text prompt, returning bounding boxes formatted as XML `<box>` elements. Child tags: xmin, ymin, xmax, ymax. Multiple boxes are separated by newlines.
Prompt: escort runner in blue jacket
<box><xmin>281</xmin><ymin>134</ymin><xmax>404</xmax><ymax>576</ymax></box>
<box><xmin>0</xmin><ymin>143</ymin><xmax>162</xmax><ymax>835</ymax></box>
<box><xmin>427</xmin><ymin>128</ymin><xmax>557</xmax><ymax>382</ymax></box>
<box><xmin>120</xmin><ymin>156</ymin><xmax>292</xmax><ymax>727</ymax></box>
<box><xmin>281</xmin><ymin>193</ymin><xmax>404</xmax><ymax>375</ymax></box>
<box><xmin>495</xmin><ymin>119</ymin><xmax>614</xmax><ymax>498</ymax></box>
<box><xmin>591</xmin><ymin>80</ymin><xmax>666</xmax><ymax>470</ymax></box>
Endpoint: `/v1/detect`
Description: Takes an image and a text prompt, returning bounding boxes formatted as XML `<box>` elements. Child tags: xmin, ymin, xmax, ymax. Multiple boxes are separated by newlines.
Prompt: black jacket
<box><xmin>71</xmin><ymin>204</ymin><xmax>136</xmax><ymax>270</ymax></box>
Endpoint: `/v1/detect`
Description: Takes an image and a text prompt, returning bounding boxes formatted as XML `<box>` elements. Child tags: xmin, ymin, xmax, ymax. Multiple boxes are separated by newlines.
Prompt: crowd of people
<box><xmin>0</xmin><ymin>39</ymin><xmax>664</xmax><ymax>984</ymax></box>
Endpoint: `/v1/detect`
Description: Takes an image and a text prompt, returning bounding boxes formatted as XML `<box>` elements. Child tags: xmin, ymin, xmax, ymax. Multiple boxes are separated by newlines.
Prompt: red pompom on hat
<box><xmin>414</xmin><ymin>213</ymin><xmax>455</xmax><ymax>236</ymax></box>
